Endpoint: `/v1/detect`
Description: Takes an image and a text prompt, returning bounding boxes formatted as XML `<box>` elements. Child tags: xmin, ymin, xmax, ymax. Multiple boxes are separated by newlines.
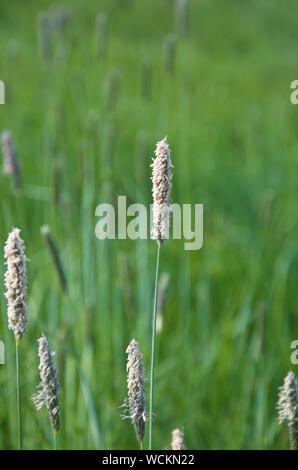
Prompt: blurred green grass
<box><xmin>0</xmin><ymin>0</ymin><xmax>298</xmax><ymax>450</ymax></box>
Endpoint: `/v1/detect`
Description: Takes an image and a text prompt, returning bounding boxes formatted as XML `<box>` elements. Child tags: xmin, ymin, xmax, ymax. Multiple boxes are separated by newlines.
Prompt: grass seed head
<box><xmin>123</xmin><ymin>338</ymin><xmax>146</xmax><ymax>446</ymax></box>
<box><xmin>277</xmin><ymin>370</ymin><xmax>298</xmax><ymax>450</ymax></box>
<box><xmin>4</xmin><ymin>228</ymin><xmax>28</xmax><ymax>345</ymax></box>
<box><xmin>32</xmin><ymin>335</ymin><xmax>60</xmax><ymax>433</ymax></box>
<box><xmin>151</xmin><ymin>137</ymin><xmax>173</xmax><ymax>244</ymax></box>
<box><xmin>171</xmin><ymin>428</ymin><xmax>186</xmax><ymax>450</ymax></box>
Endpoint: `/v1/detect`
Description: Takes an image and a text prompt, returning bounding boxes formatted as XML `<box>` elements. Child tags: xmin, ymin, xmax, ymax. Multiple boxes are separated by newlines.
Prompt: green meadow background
<box><xmin>0</xmin><ymin>0</ymin><xmax>297</xmax><ymax>450</ymax></box>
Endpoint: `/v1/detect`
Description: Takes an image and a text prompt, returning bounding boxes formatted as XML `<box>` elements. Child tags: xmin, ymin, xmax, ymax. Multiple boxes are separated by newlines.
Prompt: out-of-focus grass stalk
<box><xmin>52</xmin><ymin>158</ymin><xmax>62</xmax><ymax>206</ymax></box>
<box><xmin>164</xmin><ymin>33</ymin><xmax>177</xmax><ymax>75</ymax></box>
<box><xmin>175</xmin><ymin>0</ymin><xmax>189</xmax><ymax>37</ymax></box>
<box><xmin>135</xmin><ymin>131</ymin><xmax>147</xmax><ymax>194</ymax></box>
<box><xmin>104</xmin><ymin>68</ymin><xmax>120</xmax><ymax>112</ymax></box>
<box><xmin>1</xmin><ymin>131</ymin><xmax>22</xmax><ymax>194</ymax></box>
<box><xmin>79</xmin><ymin>367</ymin><xmax>104</xmax><ymax>449</ymax></box>
<box><xmin>41</xmin><ymin>225</ymin><xmax>68</xmax><ymax>294</ymax></box>
<box><xmin>141</xmin><ymin>58</ymin><xmax>152</xmax><ymax>101</ymax></box>
<box><xmin>37</xmin><ymin>11</ymin><xmax>51</xmax><ymax>60</ymax></box>
<box><xmin>119</xmin><ymin>252</ymin><xmax>135</xmax><ymax>316</ymax></box>
<box><xmin>96</xmin><ymin>13</ymin><xmax>108</xmax><ymax>59</ymax></box>
<box><xmin>156</xmin><ymin>272</ymin><xmax>170</xmax><ymax>334</ymax></box>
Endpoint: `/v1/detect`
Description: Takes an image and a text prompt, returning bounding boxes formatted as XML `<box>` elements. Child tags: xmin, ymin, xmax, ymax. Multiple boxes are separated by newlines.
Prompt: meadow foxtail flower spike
<box><xmin>171</xmin><ymin>428</ymin><xmax>186</xmax><ymax>450</ymax></box>
<box><xmin>32</xmin><ymin>335</ymin><xmax>60</xmax><ymax>434</ymax></box>
<box><xmin>122</xmin><ymin>338</ymin><xmax>146</xmax><ymax>447</ymax></box>
<box><xmin>4</xmin><ymin>228</ymin><xmax>28</xmax><ymax>345</ymax></box>
<box><xmin>151</xmin><ymin>137</ymin><xmax>173</xmax><ymax>246</ymax></box>
<box><xmin>277</xmin><ymin>370</ymin><xmax>298</xmax><ymax>450</ymax></box>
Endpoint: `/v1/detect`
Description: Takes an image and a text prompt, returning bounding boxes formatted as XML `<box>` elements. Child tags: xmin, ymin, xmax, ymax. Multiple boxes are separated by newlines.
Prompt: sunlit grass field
<box><xmin>0</xmin><ymin>0</ymin><xmax>298</xmax><ymax>450</ymax></box>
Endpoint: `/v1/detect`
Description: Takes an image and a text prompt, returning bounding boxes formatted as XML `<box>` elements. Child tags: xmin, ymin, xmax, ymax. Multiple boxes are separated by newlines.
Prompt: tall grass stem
<box><xmin>16</xmin><ymin>343</ymin><xmax>21</xmax><ymax>450</ymax></box>
<box><xmin>149</xmin><ymin>243</ymin><xmax>161</xmax><ymax>449</ymax></box>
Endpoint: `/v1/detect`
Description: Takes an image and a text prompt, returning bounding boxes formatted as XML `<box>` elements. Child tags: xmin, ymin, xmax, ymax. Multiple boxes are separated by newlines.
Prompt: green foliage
<box><xmin>0</xmin><ymin>0</ymin><xmax>298</xmax><ymax>450</ymax></box>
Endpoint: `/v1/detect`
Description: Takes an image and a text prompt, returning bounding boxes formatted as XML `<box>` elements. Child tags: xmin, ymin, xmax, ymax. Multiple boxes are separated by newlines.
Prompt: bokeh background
<box><xmin>0</xmin><ymin>0</ymin><xmax>297</xmax><ymax>450</ymax></box>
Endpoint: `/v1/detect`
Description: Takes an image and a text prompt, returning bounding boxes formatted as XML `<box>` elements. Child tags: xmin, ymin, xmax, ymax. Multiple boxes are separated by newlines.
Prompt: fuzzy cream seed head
<box><xmin>4</xmin><ymin>228</ymin><xmax>28</xmax><ymax>344</ymax></box>
<box><xmin>32</xmin><ymin>335</ymin><xmax>60</xmax><ymax>433</ymax></box>
<box><xmin>151</xmin><ymin>137</ymin><xmax>173</xmax><ymax>244</ymax></box>
<box><xmin>171</xmin><ymin>428</ymin><xmax>186</xmax><ymax>450</ymax></box>
<box><xmin>277</xmin><ymin>370</ymin><xmax>298</xmax><ymax>450</ymax></box>
<box><xmin>122</xmin><ymin>338</ymin><xmax>146</xmax><ymax>446</ymax></box>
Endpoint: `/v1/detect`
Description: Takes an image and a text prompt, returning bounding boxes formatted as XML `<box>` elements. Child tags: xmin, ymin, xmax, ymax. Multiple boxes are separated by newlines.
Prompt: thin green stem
<box><xmin>16</xmin><ymin>342</ymin><xmax>21</xmax><ymax>450</ymax></box>
<box><xmin>149</xmin><ymin>243</ymin><xmax>161</xmax><ymax>450</ymax></box>
<box><xmin>54</xmin><ymin>430</ymin><xmax>57</xmax><ymax>450</ymax></box>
